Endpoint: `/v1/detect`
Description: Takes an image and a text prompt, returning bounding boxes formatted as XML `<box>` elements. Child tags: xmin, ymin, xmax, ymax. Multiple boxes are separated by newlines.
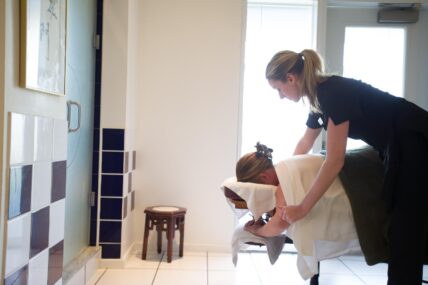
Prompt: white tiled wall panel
<box><xmin>34</xmin><ymin>117</ymin><xmax>54</xmax><ymax>162</ymax></box>
<box><xmin>31</xmin><ymin>162</ymin><xmax>52</xmax><ymax>212</ymax></box>
<box><xmin>6</xmin><ymin>112</ymin><xmax>68</xmax><ymax>284</ymax></box>
<box><xmin>53</xmin><ymin>119</ymin><xmax>68</xmax><ymax>161</ymax></box>
<box><xmin>49</xmin><ymin>199</ymin><xmax>66</xmax><ymax>247</ymax></box>
<box><xmin>5</xmin><ymin>213</ymin><xmax>31</xmax><ymax>276</ymax></box>
<box><xmin>10</xmin><ymin>113</ymin><xmax>34</xmax><ymax>165</ymax></box>
<box><xmin>28</xmin><ymin>249</ymin><xmax>49</xmax><ymax>285</ymax></box>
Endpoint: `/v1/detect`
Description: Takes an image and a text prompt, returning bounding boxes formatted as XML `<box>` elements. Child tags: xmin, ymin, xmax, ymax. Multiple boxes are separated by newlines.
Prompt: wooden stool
<box><xmin>142</xmin><ymin>206</ymin><xmax>187</xmax><ymax>262</ymax></box>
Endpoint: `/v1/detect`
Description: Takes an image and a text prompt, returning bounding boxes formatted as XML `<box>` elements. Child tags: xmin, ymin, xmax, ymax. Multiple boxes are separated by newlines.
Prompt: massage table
<box><xmin>223</xmin><ymin>186</ymin><xmax>320</xmax><ymax>285</ymax></box>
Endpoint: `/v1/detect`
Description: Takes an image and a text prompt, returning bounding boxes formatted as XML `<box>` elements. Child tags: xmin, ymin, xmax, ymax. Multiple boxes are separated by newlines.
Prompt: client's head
<box><xmin>236</xmin><ymin>142</ymin><xmax>278</xmax><ymax>185</ymax></box>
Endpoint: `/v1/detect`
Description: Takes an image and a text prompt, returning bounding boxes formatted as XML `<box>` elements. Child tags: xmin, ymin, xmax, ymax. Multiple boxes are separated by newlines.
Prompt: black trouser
<box><xmin>387</xmin><ymin>132</ymin><xmax>428</xmax><ymax>285</ymax></box>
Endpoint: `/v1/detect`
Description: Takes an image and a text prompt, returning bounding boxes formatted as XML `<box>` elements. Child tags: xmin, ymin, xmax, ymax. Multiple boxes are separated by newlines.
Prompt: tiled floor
<box><xmin>87</xmin><ymin>250</ymin><xmax>428</xmax><ymax>285</ymax></box>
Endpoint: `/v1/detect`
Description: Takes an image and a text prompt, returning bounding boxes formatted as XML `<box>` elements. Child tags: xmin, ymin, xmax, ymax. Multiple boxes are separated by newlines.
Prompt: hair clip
<box><xmin>255</xmin><ymin>142</ymin><xmax>273</xmax><ymax>160</ymax></box>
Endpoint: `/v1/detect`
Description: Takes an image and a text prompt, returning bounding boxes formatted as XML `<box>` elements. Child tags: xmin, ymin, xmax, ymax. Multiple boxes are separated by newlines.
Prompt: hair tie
<box><xmin>255</xmin><ymin>142</ymin><xmax>273</xmax><ymax>160</ymax></box>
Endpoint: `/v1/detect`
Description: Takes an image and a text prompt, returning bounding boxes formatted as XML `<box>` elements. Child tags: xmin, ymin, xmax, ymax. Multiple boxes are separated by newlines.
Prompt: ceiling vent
<box><xmin>378</xmin><ymin>3</ymin><xmax>421</xmax><ymax>23</ymax></box>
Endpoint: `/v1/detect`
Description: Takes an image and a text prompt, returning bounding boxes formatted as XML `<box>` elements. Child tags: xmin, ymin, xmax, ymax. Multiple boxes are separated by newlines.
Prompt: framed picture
<box><xmin>20</xmin><ymin>0</ymin><xmax>67</xmax><ymax>96</ymax></box>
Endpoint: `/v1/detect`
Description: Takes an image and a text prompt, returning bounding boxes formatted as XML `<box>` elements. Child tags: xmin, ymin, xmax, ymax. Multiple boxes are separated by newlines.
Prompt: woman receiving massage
<box><xmin>236</xmin><ymin>142</ymin><xmax>409</xmax><ymax>280</ymax></box>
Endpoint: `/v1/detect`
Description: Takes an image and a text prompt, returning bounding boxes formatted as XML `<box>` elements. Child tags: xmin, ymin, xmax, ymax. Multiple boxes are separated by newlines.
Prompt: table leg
<box><xmin>142</xmin><ymin>215</ymin><xmax>150</xmax><ymax>260</ymax></box>
<box><xmin>167</xmin><ymin>217</ymin><xmax>174</xmax><ymax>262</ymax></box>
<box><xmin>156</xmin><ymin>222</ymin><xmax>162</xmax><ymax>254</ymax></box>
<box><xmin>179</xmin><ymin>216</ymin><xmax>185</xmax><ymax>257</ymax></box>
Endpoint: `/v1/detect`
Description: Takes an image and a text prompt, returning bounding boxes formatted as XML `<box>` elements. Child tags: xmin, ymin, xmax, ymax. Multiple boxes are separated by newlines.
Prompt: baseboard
<box><xmin>63</xmin><ymin>246</ymin><xmax>101</xmax><ymax>285</ymax></box>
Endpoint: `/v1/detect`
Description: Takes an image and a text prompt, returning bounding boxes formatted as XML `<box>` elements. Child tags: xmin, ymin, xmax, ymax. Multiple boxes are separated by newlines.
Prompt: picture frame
<box><xmin>20</xmin><ymin>0</ymin><xmax>67</xmax><ymax>96</ymax></box>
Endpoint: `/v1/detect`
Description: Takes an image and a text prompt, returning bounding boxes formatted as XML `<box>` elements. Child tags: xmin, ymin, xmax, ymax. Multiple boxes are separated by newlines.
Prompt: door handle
<box><xmin>67</xmin><ymin>100</ymin><xmax>81</xmax><ymax>133</ymax></box>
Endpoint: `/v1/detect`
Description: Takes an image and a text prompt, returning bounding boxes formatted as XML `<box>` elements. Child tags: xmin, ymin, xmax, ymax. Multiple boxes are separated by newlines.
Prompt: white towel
<box><xmin>277</xmin><ymin>154</ymin><xmax>361</xmax><ymax>279</ymax></box>
<box><xmin>221</xmin><ymin>177</ymin><xmax>276</xmax><ymax>220</ymax></box>
<box><xmin>231</xmin><ymin>217</ymin><xmax>286</xmax><ymax>266</ymax></box>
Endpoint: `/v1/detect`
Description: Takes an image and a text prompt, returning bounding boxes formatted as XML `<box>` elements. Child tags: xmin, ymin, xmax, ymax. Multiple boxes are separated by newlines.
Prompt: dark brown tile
<box><xmin>48</xmin><ymin>240</ymin><xmax>63</xmax><ymax>285</ymax></box>
<box><xmin>51</xmin><ymin>161</ymin><xmax>66</xmax><ymax>203</ymax></box>
<box><xmin>5</xmin><ymin>264</ymin><xmax>28</xmax><ymax>285</ymax></box>
<box><xmin>30</xmin><ymin>206</ymin><xmax>50</xmax><ymax>258</ymax></box>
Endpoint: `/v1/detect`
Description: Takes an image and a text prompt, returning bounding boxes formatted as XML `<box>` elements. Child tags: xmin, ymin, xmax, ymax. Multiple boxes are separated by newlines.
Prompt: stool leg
<box><xmin>179</xmin><ymin>217</ymin><xmax>185</xmax><ymax>257</ymax></box>
<box><xmin>142</xmin><ymin>215</ymin><xmax>150</xmax><ymax>260</ymax></box>
<box><xmin>156</xmin><ymin>223</ymin><xmax>162</xmax><ymax>254</ymax></box>
<box><xmin>167</xmin><ymin>217</ymin><xmax>174</xmax><ymax>262</ymax></box>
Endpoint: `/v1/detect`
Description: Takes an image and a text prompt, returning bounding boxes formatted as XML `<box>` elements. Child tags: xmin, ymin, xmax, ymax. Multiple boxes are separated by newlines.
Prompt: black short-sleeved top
<box><xmin>306</xmin><ymin>76</ymin><xmax>428</xmax><ymax>152</ymax></box>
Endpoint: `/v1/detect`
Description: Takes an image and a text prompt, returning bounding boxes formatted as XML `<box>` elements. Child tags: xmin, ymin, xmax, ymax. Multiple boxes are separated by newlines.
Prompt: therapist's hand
<box><xmin>282</xmin><ymin>204</ymin><xmax>308</xmax><ymax>223</ymax></box>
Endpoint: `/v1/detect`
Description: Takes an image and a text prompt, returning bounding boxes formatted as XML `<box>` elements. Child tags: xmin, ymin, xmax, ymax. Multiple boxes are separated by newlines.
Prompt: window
<box><xmin>343</xmin><ymin>27</ymin><xmax>406</xmax><ymax>149</ymax></box>
<box><xmin>241</xmin><ymin>2</ymin><xmax>316</xmax><ymax>162</ymax></box>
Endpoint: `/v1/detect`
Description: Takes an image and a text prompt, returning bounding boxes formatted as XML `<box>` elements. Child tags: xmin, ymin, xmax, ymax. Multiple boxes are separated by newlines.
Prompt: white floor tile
<box><xmin>319</xmin><ymin>258</ymin><xmax>354</xmax><ymax>275</ymax></box>
<box><xmin>208</xmin><ymin>270</ymin><xmax>262</xmax><ymax>285</ymax></box>
<box><xmin>159</xmin><ymin>253</ymin><xmax>207</xmax><ymax>270</ymax></box>
<box><xmin>95</xmin><ymin>269</ymin><xmax>156</xmax><ymax>285</ymax></box>
<box><xmin>86</xmin><ymin>269</ymin><xmax>106</xmax><ymax>285</ymax></box>
<box><xmin>341</xmin><ymin>259</ymin><xmax>388</xmax><ymax>276</ymax></box>
<box><xmin>153</xmin><ymin>269</ymin><xmax>206</xmax><ymax>285</ymax></box>
<box><xmin>358</xmin><ymin>274</ymin><xmax>388</xmax><ymax>285</ymax></box>
<box><xmin>251</xmin><ymin>253</ymin><xmax>307</xmax><ymax>285</ymax></box>
<box><xmin>318</xmin><ymin>274</ymin><xmax>366</xmax><ymax>285</ymax></box>
<box><xmin>94</xmin><ymin>250</ymin><xmax>394</xmax><ymax>285</ymax></box>
<box><xmin>208</xmin><ymin>252</ymin><xmax>253</xmax><ymax>271</ymax></box>
<box><xmin>125</xmin><ymin>252</ymin><xmax>163</xmax><ymax>269</ymax></box>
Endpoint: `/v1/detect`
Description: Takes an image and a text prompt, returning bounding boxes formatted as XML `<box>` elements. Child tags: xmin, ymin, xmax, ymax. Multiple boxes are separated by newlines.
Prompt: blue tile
<box><xmin>100</xmin><ymin>198</ymin><xmax>122</xmax><ymax>219</ymax></box>
<box><xmin>30</xmin><ymin>206</ymin><xmax>50</xmax><ymax>258</ymax></box>
<box><xmin>51</xmin><ymin>161</ymin><xmax>66</xmax><ymax>203</ymax></box>
<box><xmin>93</xmin><ymin>129</ymin><xmax>100</xmax><ymax>151</ymax></box>
<box><xmin>92</xmin><ymin>151</ymin><xmax>99</xmax><ymax>174</ymax></box>
<box><xmin>8</xmin><ymin>165</ymin><xmax>32</xmax><ymax>219</ymax></box>
<box><xmin>94</xmin><ymin>105</ymin><xmax>100</xmax><ymax>129</ymax></box>
<box><xmin>99</xmin><ymin>221</ymin><xmax>122</xmax><ymax>243</ymax></box>
<box><xmin>102</xmin><ymin>152</ymin><xmax>124</xmax><ymax>173</ymax></box>
<box><xmin>101</xmin><ymin>175</ymin><xmax>123</xmax><ymax>197</ymax></box>
<box><xmin>102</xmin><ymin>129</ymin><xmax>124</xmax><ymax>151</ymax></box>
<box><xmin>100</xmin><ymin>243</ymin><xmax>121</xmax><ymax>259</ymax></box>
<box><xmin>89</xmin><ymin>219</ymin><xmax>97</xmax><ymax>246</ymax></box>
<box><xmin>48</xmin><ymin>240</ymin><xmax>63</xmax><ymax>285</ymax></box>
<box><xmin>5</xmin><ymin>264</ymin><xmax>28</xmax><ymax>285</ymax></box>
<box><xmin>92</xmin><ymin>174</ymin><xmax>99</xmax><ymax>192</ymax></box>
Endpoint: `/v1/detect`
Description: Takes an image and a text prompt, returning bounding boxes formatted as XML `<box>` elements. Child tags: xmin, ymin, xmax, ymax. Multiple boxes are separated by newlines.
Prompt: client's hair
<box><xmin>236</xmin><ymin>142</ymin><xmax>273</xmax><ymax>183</ymax></box>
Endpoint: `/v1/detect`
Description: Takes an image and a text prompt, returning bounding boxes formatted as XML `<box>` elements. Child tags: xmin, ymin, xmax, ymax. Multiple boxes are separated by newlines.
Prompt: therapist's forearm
<box><xmin>301</xmin><ymin>158</ymin><xmax>343</xmax><ymax>213</ymax></box>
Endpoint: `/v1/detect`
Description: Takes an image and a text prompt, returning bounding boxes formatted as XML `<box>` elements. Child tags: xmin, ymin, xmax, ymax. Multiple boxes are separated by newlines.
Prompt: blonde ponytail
<box><xmin>266</xmin><ymin>49</ymin><xmax>326</xmax><ymax>112</ymax></box>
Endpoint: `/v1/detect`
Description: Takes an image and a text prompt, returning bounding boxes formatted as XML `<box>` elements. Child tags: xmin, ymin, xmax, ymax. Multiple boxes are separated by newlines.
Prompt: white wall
<box><xmin>134</xmin><ymin>0</ymin><xmax>245</xmax><ymax>251</ymax></box>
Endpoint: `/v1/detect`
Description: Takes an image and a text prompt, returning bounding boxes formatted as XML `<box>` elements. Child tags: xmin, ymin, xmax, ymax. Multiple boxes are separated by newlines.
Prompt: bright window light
<box><xmin>343</xmin><ymin>27</ymin><xmax>406</xmax><ymax>149</ymax></box>
<box><xmin>241</xmin><ymin>3</ymin><xmax>316</xmax><ymax>162</ymax></box>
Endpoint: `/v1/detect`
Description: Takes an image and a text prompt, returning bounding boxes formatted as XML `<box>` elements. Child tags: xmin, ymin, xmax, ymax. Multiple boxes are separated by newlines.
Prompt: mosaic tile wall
<box><xmin>98</xmin><ymin>128</ymin><xmax>136</xmax><ymax>259</ymax></box>
<box><xmin>5</xmin><ymin>112</ymin><xmax>67</xmax><ymax>285</ymax></box>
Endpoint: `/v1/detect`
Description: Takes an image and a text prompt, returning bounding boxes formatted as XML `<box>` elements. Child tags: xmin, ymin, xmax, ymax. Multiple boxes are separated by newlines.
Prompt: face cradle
<box><xmin>268</xmin><ymin>75</ymin><xmax>302</xmax><ymax>102</ymax></box>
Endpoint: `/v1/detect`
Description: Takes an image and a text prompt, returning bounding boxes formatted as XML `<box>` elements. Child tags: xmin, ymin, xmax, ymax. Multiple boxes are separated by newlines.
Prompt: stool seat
<box><xmin>142</xmin><ymin>206</ymin><xmax>187</xmax><ymax>262</ymax></box>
